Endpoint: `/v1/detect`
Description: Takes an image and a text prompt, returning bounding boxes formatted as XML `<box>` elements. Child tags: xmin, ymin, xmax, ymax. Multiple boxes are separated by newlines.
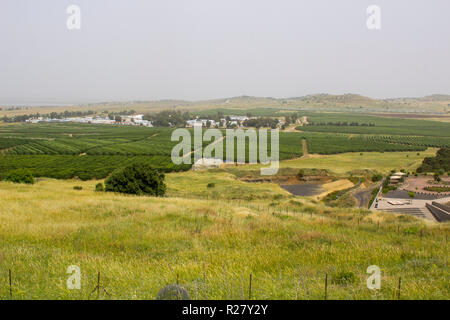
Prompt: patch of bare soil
<box><xmin>300</xmin><ymin>139</ymin><xmax>309</xmax><ymax>158</ymax></box>
<box><xmin>401</xmin><ymin>176</ymin><xmax>450</xmax><ymax>193</ymax></box>
<box><xmin>240</xmin><ymin>175</ymin><xmax>331</xmax><ymax>185</ymax></box>
<box><xmin>281</xmin><ymin>183</ymin><xmax>324</xmax><ymax>196</ymax></box>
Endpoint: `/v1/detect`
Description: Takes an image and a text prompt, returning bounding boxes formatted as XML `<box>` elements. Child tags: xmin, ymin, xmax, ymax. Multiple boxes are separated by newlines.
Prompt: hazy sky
<box><xmin>0</xmin><ymin>0</ymin><xmax>449</xmax><ymax>104</ymax></box>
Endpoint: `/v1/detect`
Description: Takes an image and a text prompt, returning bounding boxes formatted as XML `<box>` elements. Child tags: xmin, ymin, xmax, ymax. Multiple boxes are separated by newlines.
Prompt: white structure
<box><xmin>389</xmin><ymin>176</ymin><xmax>402</xmax><ymax>184</ymax></box>
<box><xmin>192</xmin><ymin>158</ymin><xmax>223</xmax><ymax>171</ymax></box>
<box><xmin>186</xmin><ymin>119</ymin><xmax>218</xmax><ymax>128</ymax></box>
<box><xmin>229</xmin><ymin>116</ymin><xmax>249</xmax><ymax>121</ymax></box>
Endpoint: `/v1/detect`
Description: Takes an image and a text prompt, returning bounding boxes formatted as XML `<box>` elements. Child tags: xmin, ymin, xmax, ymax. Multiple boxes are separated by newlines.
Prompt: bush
<box><xmin>156</xmin><ymin>285</ymin><xmax>190</xmax><ymax>300</ymax></box>
<box><xmin>206</xmin><ymin>183</ymin><xmax>215</xmax><ymax>188</ymax></box>
<box><xmin>104</xmin><ymin>163</ymin><xmax>166</xmax><ymax>196</ymax></box>
<box><xmin>434</xmin><ymin>172</ymin><xmax>441</xmax><ymax>182</ymax></box>
<box><xmin>371</xmin><ymin>174</ymin><xmax>383</xmax><ymax>182</ymax></box>
<box><xmin>408</xmin><ymin>191</ymin><xmax>415</xmax><ymax>198</ymax></box>
<box><xmin>73</xmin><ymin>186</ymin><xmax>83</xmax><ymax>190</ymax></box>
<box><xmin>5</xmin><ymin>169</ymin><xmax>34</xmax><ymax>184</ymax></box>
<box><xmin>95</xmin><ymin>183</ymin><xmax>104</xmax><ymax>192</ymax></box>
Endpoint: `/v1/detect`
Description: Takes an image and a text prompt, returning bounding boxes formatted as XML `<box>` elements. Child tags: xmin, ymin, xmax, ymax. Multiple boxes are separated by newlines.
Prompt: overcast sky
<box><xmin>0</xmin><ymin>0</ymin><xmax>449</xmax><ymax>104</ymax></box>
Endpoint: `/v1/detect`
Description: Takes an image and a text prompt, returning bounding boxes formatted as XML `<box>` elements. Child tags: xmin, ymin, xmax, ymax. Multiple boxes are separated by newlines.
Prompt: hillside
<box><xmin>0</xmin><ymin>177</ymin><xmax>448</xmax><ymax>300</ymax></box>
<box><xmin>2</xmin><ymin>94</ymin><xmax>450</xmax><ymax>118</ymax></box>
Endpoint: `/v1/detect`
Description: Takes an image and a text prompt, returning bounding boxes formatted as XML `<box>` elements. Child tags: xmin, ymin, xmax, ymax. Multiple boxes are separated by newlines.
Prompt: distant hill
<box><xmin>290</xmin><ymin>93</ymin><xmax>376</xmax><ymax>105</ymax></box>
<box><xmin>2</xmin><ymin>93</ymin><xmax>449</xmax><ymax>117</ymax></box>
<box><xmin>419</xmin><ymin>94</ymin><xmax>450</xmax><ymax>102</ymax></box>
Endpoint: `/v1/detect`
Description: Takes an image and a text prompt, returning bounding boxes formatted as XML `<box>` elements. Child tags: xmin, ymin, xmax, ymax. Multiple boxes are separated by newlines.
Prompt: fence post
<box><xmin>203</xmin><ymin>263</ymin><xmax>207</xmax><ymax>299</ymax></box>
<box><xmin>97</xmin><ymin>271</ymin><xmax>101</xmax><ymax>297</ymax></box>
<box><xmin>249</xmin><ymin>273</ymin><xmax>252</xmax><ymax>300</ymax></box>
<box><xmin>9</xmin><ymin>269</ymin><xmax>12</xmax><ymax>298</ymax></box>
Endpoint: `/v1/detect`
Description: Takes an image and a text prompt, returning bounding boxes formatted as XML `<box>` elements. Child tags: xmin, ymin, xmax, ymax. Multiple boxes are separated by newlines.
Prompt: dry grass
<box><xmin>0</xmin><ymin>177</ymin><xmax>448</xmax><ymax>300</ymax></box>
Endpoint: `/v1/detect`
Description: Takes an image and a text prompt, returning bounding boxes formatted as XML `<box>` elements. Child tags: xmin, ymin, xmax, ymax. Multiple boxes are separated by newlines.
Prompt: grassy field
<box><xmin>0</xmin><ymin>177</ymin><xmax>448</xmax><ymax>300</ymax></box>
<box><xmin>228</xmin><ymin>149</ymin><xmax>438</xmax><ymax>176</ymax></box>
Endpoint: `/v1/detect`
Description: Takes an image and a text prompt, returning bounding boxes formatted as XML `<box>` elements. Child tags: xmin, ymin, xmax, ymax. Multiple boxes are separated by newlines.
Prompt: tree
<box><xmin>104</xmin><ymin>163</ymin><xmax>166</xmax><ymax>196</ymax></box>
<box><xmin>5</xmin><ymin>169</ymin><xmax>35</xmax><ymax>184</ymax></box>
<box><xmin>434</xmin><ymin>172</ymin><xmax>441</xmax><ymax>182</ymax></box>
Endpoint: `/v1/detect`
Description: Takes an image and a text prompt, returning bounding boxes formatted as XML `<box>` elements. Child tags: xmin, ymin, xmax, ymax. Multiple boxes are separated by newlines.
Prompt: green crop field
<box><xmin>298</xmin><ymin>112</ymin><xmax>450</xmax><ymax>137</ymax></box>
<box><xmin>1</xmin><ymin>120</ymin><xmax>449</xmax><ymax>180</ymax></box>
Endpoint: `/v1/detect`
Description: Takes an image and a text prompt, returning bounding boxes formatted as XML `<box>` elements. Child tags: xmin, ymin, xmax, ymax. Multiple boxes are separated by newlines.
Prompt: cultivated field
<box><xmin>230</xmin><ymin>149</ymin><xmax>437</xmax><ymax>176</ymax></box>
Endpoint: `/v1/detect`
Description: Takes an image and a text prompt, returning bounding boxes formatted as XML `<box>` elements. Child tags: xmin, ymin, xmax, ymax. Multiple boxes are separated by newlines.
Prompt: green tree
<box><xmin>105</xmin><ymin>163</ymin><xmax>166</xmax><ymax>196</ymax></box>
<box><xmin>6</xmin><ymin>169</ymin><xmax>35</xmax><ymax>184</ymax></box>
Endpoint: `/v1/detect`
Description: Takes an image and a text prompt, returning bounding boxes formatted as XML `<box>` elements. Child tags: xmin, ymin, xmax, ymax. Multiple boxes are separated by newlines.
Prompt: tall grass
<box><xmin>0</xmin><ymin>178</ymin><xmax>448</xmax><ymax>300</ymax></box>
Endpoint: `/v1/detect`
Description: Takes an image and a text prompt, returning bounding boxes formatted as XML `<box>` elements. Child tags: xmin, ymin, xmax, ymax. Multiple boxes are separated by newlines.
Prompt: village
<box><xmin>25</xmin><ymin>113</ymin><xmax>309</xmax><ymax>129</ymax></box>
<box><xmin>25</xmin><ymin>114</ymin><xmax>153</xmax><ymax>126</ymax></box>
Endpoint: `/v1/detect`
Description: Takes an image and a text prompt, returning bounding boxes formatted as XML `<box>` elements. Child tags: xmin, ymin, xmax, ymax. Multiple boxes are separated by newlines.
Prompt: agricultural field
<box><xmin>2</xmin><ymin>117</ymin><xmax>449</xmax><ymax>181</ymax></box>
<box><xmin>298</xmin><ymin>112</ymin><xmax>450</xmax><ymax>137</ymax></box>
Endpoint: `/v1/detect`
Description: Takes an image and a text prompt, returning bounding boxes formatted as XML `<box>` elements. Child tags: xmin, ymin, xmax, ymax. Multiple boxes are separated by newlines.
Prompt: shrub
<box><xmin>434</xmin><ymin>172</ymin><xmax>441</xmax><ymax>182</ymax></box>
<box><xmin>206</xmin><ymin>183</ymin><xmax>215</xmax><ymax>188</ymax></box>
<box><xmin>424</xmin><ymin>186</ymin><xmax>450</xmax><ymax>193</ymax></box>
<box><xmin>5</xmin><ymin>169</ymin><xmax>34</xmax><ymax>184</ymax></box>
<box><xmin>73</xmin><ymin>186</ymin><xmax>83</xmax><ymax>190</ymax></box>
<box><xmin>104</xmin><ymin>163</ymin><xmax>166</xmax><ymax>196</ymax></box>
<box><xmin>95</xmin><ymin>183</ymin><xmax>104</xmax><ymax>192</ymax></box>
<box><xmin>156</xmin><ymin>285</ymin><xmax>190</xmax><ymax>300</ymax></box>
<box><xmin>408</xmin><ymin>191</ymin><xmax>415</xmax><ymax>198</ymax></box>
<box><xmin>371</xmin><ymin>174</ymin><xmax>382</xmax><ymax>182</ymax></box>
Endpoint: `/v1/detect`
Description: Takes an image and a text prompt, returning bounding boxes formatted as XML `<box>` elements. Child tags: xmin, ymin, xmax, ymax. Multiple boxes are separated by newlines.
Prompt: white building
<box><xmin>192</xmin><ymin>158</ymin><xmax>223</xmax><ymax>171</ymax></box>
